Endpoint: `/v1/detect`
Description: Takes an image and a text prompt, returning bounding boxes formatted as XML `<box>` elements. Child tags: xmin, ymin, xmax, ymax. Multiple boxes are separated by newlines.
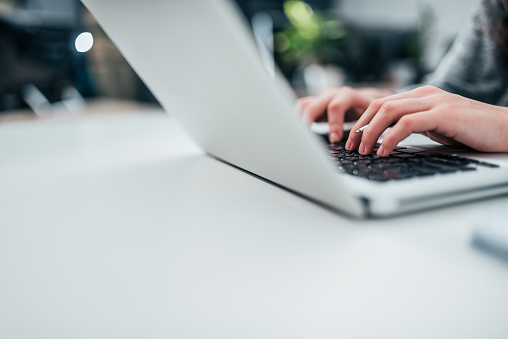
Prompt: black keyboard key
<box><xmin>324</xmin><ymin>142</ymin><xmax>498</xmax><ymax>181</ymax></box>
<box><xmin>397</xmin><ymin>148</ymin><xmax>427</xmax><ymax>154</ymax></box>
<box><xmin>459</xmin><ymin>167</ymin><xmax>477</xmax><ymax>172</ymax></box>
<box><xmin>392</xmin><ymin>153</ymin><xmax>418</xmax><ymax>158</ymax></box>
<box><xmin>478</xmin><ymin>162</ymin><xmax>500</xmax><ymax>168</ymax></box>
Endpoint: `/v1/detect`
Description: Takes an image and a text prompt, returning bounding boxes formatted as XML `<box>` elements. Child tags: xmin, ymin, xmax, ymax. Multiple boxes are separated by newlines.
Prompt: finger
<box><xmin>302</xmin><ymin>91</ymin><xmax>336</xmax><ymax>125</ymax></box>
<box><xmin>326</xmin><ymin>98</ymin><xmax>348</xmax><ymax>143</ymax></box>
<box><xmin>350</xmin><ymin>87</ymin><xmax>433</xmax><ymax>131</ymax></box>
<box><xmin>327</xmin><ymin>90</ymin><xmax>371</xmax><ymax>143</ymax></box>
<box><xmin>296</xmin><ymin>97</ymin><xmax>314</xmax><ymax>114</ymax></box>
<box><xmin>347</xmin><ymin>97</ymin><xmax>396</xmax><ymax>150</ymax></box>
<box><xmin>346</xmin><ymin>90</ymin><xmax>435</xmax><ymax>151</ymax></box>
<box><xmin>358</xmin><ymin>98</ymin><xmax>432</xmax><ymax>154</ymax></box>
<box><xmin>377</xmin><ymin>112</ymin><xmax>437</xmax><ymax>156</ymax></box>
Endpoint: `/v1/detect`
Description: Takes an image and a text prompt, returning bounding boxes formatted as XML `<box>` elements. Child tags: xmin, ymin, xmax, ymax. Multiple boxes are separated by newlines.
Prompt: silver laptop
<box><xmin>81</xmin><ymin>0</ymin><xmax>508</xmax><ymax>217</ymax></box>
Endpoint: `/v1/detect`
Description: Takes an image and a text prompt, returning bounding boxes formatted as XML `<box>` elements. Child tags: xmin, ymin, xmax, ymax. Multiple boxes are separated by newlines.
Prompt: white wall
<box><xmin>335</xmin><ymin>0</ymin><xmax>478</xmax><ymax>68</ymax></box>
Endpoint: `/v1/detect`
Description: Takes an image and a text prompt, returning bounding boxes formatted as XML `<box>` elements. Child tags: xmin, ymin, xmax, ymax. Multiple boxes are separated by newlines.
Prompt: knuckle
<box><xmin>326</xmin><ymin>87</ymin><xmax>346</xmax><ymax>96</ymax></box>
<box><xmin>439</xmin><ymin>102</ymin><xmax>452</xmax><ymax>112</ymax></box>
<box><xmin>305</xmin><ymin>103</ymin><xmax>319</xmax><ymax>114</ymax></box>
<box><xmin>327</xmin><ymin>100</ymin><xmax>343</xmax><ymax>112</ymax></box>
<box><xmin>397</xmin><ymin>115</ymin><xmax>413</xmax><ymax>129</ymax></box>
<box><xmin>296</xmin><ymin>100</ymin><xmax>308</xmax><ymax>110</ymax></box>
<box><xmin>323</xmin><ymin>88</ymin><xmax>336</xmax><ymax>96</ymax></box>
<box><xmin>340</xmin><ymin>86</ymin><xmax>354</xmax><ymax>94</ymax></box>
<box><xmin>413</xmin><ymin>85</ymin><xmax>430</xmax><ymax>94</ymax></box>
<box><xmin>376</xmin><ymin>101</ymin><xmax>398</xmax><ymax>121</ymax></box>
<box><xmin>421</xmin><ymin>85</ymin><xmax>439</xmax><ymax>93</ymax></box>
<box><xmin>370</xmin><ymin>98</ymin><xmax>384</xmax><ymax>110</ymax></box>
<box><xmin>435</xmin><ymin>99</ymin><xmax>455</xmax><ymax>115</ymax></box>
<box><xmin>297</xmin><ymin>98</ymin><xmax>311</xmax><ymax>106</ymax></box>
<box><xmin>380</xmin><ymin>101</ymin><xmax>395</xmax><ymax>113</ymax></box>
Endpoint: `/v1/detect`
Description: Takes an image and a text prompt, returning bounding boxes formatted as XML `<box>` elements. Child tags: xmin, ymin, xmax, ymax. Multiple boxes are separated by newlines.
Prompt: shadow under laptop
<box><xmin>94</xmin><ymin>144</ymin><xmax>508</xmax><ymax>226</ymax></box>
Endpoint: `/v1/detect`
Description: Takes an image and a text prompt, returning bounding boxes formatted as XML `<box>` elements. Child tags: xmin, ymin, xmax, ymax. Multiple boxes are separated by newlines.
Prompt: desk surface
<box><xmin>1</xmin><ymin>111</ymin><xmax>508</xmax><ymax>338</ymax></box>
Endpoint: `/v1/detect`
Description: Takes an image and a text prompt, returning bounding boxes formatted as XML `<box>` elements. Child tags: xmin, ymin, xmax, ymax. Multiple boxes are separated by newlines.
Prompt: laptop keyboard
<box><xmin>327</xmin><ymin>142</ymin><xmax>499</xmax><ymax>182</ymax></box>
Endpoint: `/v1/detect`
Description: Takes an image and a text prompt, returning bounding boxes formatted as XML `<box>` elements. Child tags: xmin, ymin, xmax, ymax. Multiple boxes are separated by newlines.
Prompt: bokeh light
<box><xmin>75</xmin><ymin>32</ymin><xmax>94</xmax><ymax>53</ymax></box>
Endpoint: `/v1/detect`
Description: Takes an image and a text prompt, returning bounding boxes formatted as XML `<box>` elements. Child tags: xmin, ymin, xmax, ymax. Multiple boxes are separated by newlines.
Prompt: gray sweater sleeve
<box><xmin>425</xmin><ymin>0</ymin><xmax>508</xmax><ymax>106</ymax></box>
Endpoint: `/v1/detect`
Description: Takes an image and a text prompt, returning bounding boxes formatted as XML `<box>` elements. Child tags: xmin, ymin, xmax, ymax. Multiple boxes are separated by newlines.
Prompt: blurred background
<box><xmin>0</xmin><ymin>0</ymin><xmax>476</xmax><ymax>120</ymax></box>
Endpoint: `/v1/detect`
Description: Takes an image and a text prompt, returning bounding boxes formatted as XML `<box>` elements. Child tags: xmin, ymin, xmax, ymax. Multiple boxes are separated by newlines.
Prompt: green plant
<box><xmin>274</xmin><ymin>0</ymin><xmax>347</xmax><ymax>73</ymax></box>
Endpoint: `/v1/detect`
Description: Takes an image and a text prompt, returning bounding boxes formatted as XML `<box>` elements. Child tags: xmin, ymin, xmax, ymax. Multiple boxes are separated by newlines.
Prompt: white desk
<box><xmin>1</xmin><ymin>111</ymin><xmax>508</xmax><ymax>338</ymax></box>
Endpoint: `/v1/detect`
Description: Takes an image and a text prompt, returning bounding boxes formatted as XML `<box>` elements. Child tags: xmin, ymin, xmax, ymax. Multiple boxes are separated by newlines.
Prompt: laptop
<box><xmin>81</xmin><ymin>0</ymin><xmax>508</xmax><ymax>217</ymax></box>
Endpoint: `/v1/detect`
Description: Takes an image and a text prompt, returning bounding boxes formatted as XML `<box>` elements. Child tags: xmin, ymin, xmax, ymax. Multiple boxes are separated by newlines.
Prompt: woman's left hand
<box><xmin>346</xmin><ymin>85</ymin><xmax>508</xmax><ymax>156</ymax></box>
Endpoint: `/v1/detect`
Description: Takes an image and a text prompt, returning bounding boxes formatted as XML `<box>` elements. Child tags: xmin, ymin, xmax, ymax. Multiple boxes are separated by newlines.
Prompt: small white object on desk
<box><xmin>472</xmin><ymin>204</ymin><xmax>508</xmax><ymax>261</ymax></box>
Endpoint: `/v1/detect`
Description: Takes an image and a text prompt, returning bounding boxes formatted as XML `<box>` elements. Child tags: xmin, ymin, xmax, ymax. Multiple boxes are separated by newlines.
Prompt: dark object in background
<box><xmin>235</xmin><ymin>0</ymin><xmax>426</xmax><ymax>89</ymax></box>
<box><xmin>340</xmin><ymin>25</ymin><xmax>424</xmax><ymax>84</ymax></box>
<box><xmin>0</xmin><ymin>0</ymin><xmax>91</xmax><ymax>112</ymax></box>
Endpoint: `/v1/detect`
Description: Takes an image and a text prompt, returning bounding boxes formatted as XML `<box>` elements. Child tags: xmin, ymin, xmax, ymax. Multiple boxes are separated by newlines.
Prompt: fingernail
<box><xmin>359</xmin><ymin>142</ymin><xmax>365</xmax><ymax>154</ymax></box>
<box><xmin>330</xmin><ymin>132</ymin><xmax>339</xmax><ymax>143</ymax></box>
<box><xmin>377</xmin><ymin>145</ymin><xmax>386</xmax><ymax>157</ymax></box>
<box><xmin>345</xmin><ymin>139</ymin><xmax>351</xmax><ymax>150</ymax></box>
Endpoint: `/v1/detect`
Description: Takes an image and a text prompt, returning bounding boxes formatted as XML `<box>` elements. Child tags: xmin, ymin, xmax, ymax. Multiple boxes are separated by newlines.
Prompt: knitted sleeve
<box><xmin>426</xmin><ymin>0</ymin><xmax>508</xmax><ymax>105</ymax></box>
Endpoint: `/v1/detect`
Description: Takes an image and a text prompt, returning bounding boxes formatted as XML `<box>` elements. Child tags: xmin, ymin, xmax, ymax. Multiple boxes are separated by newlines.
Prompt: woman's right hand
<box><xmin>346</xmin><ymin>85</ymin><xmax>508</xmax><ymax>156</ymax></box>
<box><xmin>297</xmin><ymin>87</ymin><xmax>394</xmax><ymax>143</ymax></box>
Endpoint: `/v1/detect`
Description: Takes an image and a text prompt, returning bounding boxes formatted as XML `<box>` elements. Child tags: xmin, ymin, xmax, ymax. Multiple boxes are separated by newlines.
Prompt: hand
<box><xmin>297</xmin><ymin>87</ymin><xmax>393</xmax><ymax>143</ymax></box>
<box><xmin>346</xmin><ymin>85</ymin><xmax>508</xmax><ymax>156</ymax></box>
